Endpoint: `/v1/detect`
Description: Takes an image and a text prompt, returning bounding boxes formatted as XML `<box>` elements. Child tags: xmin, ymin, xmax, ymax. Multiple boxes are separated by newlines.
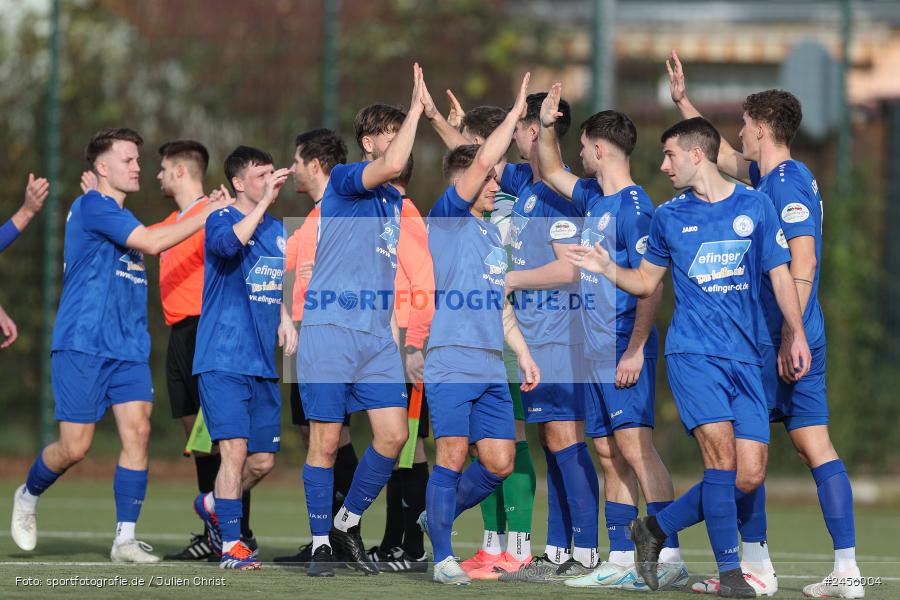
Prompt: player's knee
<box><xmin>133</xmin><ymin>420</ymin><xmax>151</xmax><ymax>445</ymax></box>
<box><xmin>61</xmin><ymin>439</ymin><xmax>91</xmax><ymax>464</ymax></box>
<box><xmin>736</xmin><ymin>469</ymin><xmax>765</xmax><ymax>492</ymax></box>
<box><xmin>375</xmin><ymin>426</ymin><xmax>408</xmax><ymax>455</ymax></box>
<box><xmin>483</xmin><ymin>455</ymin><xmax>514</xmax><ymax>479</ymax></box>
<box><xmin>249</xmin><ymin>454</ymin><xmax>275</xmax><ymax>478</ymax></box>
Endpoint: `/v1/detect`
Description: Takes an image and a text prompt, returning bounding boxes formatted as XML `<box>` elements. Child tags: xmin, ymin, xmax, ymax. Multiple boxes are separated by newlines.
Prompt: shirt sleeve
<box><xmin>396</xmin><ymin>201</ymin><xmax>434</xmax><ymax>349</ymax></box>
<box><xmin>571</xmin><ymin>177</ymin><xmax>600</xmax><ymax>215</ymax></box>
<box><xmin>428</xmin><ymin>186</ymin><xmax>472</xmax><ymax>220</ymax></box>
<box><xmin>205</xmin><ymin>209</ymin><xmax>243</xmax><ymax>259</ymax></box>
<box><xmin>642</xmin><ymin>210</ymin><xmax>670</xmax><ymax>267</ymax></box>
<box><xmin>82</xmin><ymin>193</ymin><xmax>142</xmax><ymax>246</ymax></box>
<box><xmin>544</xmin><ymin>193</ymin><xmax>580</xmax><ymax>246</ymax></box>
<box><xmin>0</xmin><ymin>219</ymin><xmax>21</xmax><ymax>253</ymax></box>
<box><xmin>760</xmin><ymin>200</ymin><xmax>792</xmax><ymax>273</ymax></box>
<box><xmin>620</xmin><ymin>205</ymin><xmax>653</xmax><ymax>269</ymax></box>
<box><xmin>769</xmin><ymin>172</ymin><xmax>817</xmax><ymax>241</ymax></box>
<box><xmin>500</xmin><ymin>163</ymin><xmax>531</xmax><ymax>196</ymax></box>
<box><xmin>328</xmin><ymin>162</ymin><xmax>370</xmax><ymax>197</ymax></box>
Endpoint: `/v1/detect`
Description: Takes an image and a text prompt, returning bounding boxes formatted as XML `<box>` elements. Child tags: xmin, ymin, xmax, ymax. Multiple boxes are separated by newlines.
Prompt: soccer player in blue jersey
<box><xmin>669</xmin><ymin>52</ymin><xmax>862</xmax><ymax>599</ymax></box>
<box><xmin>419</xmin><ymin>71</ymin><xmax>541</xmax><ymax>585</ymax></box>
<box><xmin>569</xmin><ymin>117</ymin><xmax>811</xmax><ymax>598</ymax></box>
<box><xmin>191</xmin><ymin>145</ymin><xmax>295</xmax><ymax>571</ymax></box>
<box><xmin>537</xmin><ymin>83</ymin><xmax>686</xmax><ymax>590</ymax></box>
<box><xmin>0</xmin><ymin>174</ymin><xmax>49</xmax><ymax>348</ymax></box>
<box><xmin>10</xmin><ymin>128</ymin><xmax>229</xmax><ymax>562</ymax></box>
<box><xmin>298</xmin><ymin>64</ymin><xmax>426</xmax><ymax>577</ymax></box>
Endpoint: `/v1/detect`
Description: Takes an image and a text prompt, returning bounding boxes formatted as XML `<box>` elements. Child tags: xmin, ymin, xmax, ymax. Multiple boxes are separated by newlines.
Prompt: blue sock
<box><xmin>555</xmin><ymin>443</ymin><xmax>600</xmax><ymax>550</ymax></box>
<box><xmin>543</xmin><ymin>446</ymin><xmax>573</xmax><ymax>549</ymax></box>
<box><xmin>343</xmin><ymin>445</ymin><xmax>396</xmax><ymax>516</ymax></box>
<box><xmin>216</xmin><ymin>498</ymin><xmax>242</xmax><ymax>545</ymax></box>
<box><xmin>427</xmin><ymin>465</ymin><xmax>461</xmax><ymax>562</ymax></box>
<box><xmin>605</xmin><ymin>501</ymin><xmax>638</xmax><ymax>551</ymax></box>
<box><xmin>655</xmin><ymin>482</ymin><xmax>703</xmax><ymax>536</ymax></box>
<box><xmin>812</xmin><ymin>460</ymin><xmax>855</xmax><ymax>549</ymax></box>
<box><xmin>454</xmin><ymin>460</ymin><xmax>503</xmax><ymax>518</ymax></box>
<box><xmin>735</xmin><ymin>484</ymin><xmax>767</xmax><ymax>543</ymax></box>
<box><xmin>701</xmin><ymin>469</ymin><xmax>740</xmax><ymax>574</ymax></box>
<box><xmin>647</xmin><ymin>501</ymin><xmax>680</xmax><ymax>549</ymax></box>
<box><xmin>113</xmin><ymin>466</ymin><xmax>147</xmax><ymax>523</ymax></box>
<box><xmin>25</xmin><ymin>452</ymin><xmax>62</xmax><ymax>496</ymax></box>
<box><xmin>303</xmin><ymin>464</ymin><xmax>333</xmax><ymax>536</ymax></box>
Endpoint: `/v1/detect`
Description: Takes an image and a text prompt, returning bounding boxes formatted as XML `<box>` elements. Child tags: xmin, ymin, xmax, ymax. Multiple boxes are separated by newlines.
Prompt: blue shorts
<box><xmin>425</xmin><ymin>346</ymin><xmax>515</xmax><ymax>442</ymax></box>
<box><xmin>666</xmin><ymin>353</ymin><xmax>769</xmax><ymax>444</ymax></box>
<box><xmin>299</xmin><ymin>324</ymin><xmax>407</xmax><ymax>422</ymax></box>
<box><xmin>586</xmin><ymin>358</ymin><xmax>656</xmax><ymax>438</ymax></box>
<box><xmin>198</xmin><ymin>371</ymin><xmax>281</xmax><ymax>453</ymax></box>
<box><xmin>761</xmin><ymin>343</ymin><xmax>828</xmax><ymax>431</ymax></box>
<box><xmin>522</xmin><ymin>343</ymin><xmax>586</xmax><ymax>423</ymax></box>
<box><xmin>52</xmin><ymin>350</ymin><xmax>153</xmax><ymax>424</ymax></box>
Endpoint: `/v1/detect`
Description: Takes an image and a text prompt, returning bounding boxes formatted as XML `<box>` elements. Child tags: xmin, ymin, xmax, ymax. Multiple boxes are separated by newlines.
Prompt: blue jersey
<box><xmin>193</xmin><ymin>207</ymin><xmax>286</xmax><ymax>379</ymax></box>
<box><xmin>750</xmin><ymin>160</ymin><xmax>825</xmax><ymax>348</ymax></box>
<box><xmin>643</xmin><ymin>186</ymin><xmax>790</xmax><ymax>365</ymax></box>
<box><xmin>427</xmin><ymin>186</ymin><xmax>506</xmax><ymax>352</ymax></box>
<box><xmin>0</xmin><ymin>218</ymin><xmax>20</xmax><ymax>253</ymax></box>
<box><xmin>501</xmin><ymin>163</ymin><xmax>582</xmax><ymax>346</ymax></box>
<box><xmin>573</xmin><ymin>179</ymin><xmax>658</xmax><ymax>359</ymax></box>
<box><xmin>51</xmin><ymin>191</ymin><xmax>147</xmax><ymax>361</ymax></box>
<box><xmin>302</xmin><ymin>162</ymin><xmax>402</xmax><ymax>339</ymax></box>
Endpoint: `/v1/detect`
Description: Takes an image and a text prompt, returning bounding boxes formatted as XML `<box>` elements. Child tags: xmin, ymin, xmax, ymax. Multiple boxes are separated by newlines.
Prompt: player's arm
<box><xmin>537</xmin><ymin>83</ymin><xmax>580</xmax><ymax>199</ymax></box>
<box><xmin>667</xmin><ymin>50</ymin><xmax>751</xmax><ymax>183</ymax></box>
<box><xmin>769</xmin><ymin>263</ymin><xmax>812</xmax><ymax>382</ymax></box>
<box><xmin>454</xmin><ymin>72</ymin><xmax>530</xmax><ymax>201</ymax></box>
<box><xmin>278</xmin><ymin>301</ymin><xmax>298</xmax><ymax>356</ymax></box>
<box><xmin>502</xmin><ymin>301</ymin><xmax>540</xmax><ymax>392</ymax></box>
<box><xmin>231</xmin><ymin>169</ymin><xmax>290</xmax><ymax>245</ymax></box>
<box><xmin>4</xmin><ymin>174</ymin><xmax>49</xmax><ymax>246</ymax></box>
<box><xmin>616</xmin><ymin>282</ymin><xmax>662</xmax><ymax>388</ymax></box>
<box><xmin>786</xmin><ymin>235</ymin><xmax>816</xmax><ymax>315</ymax></box>
<box><xmin>0</xmin><ymin>303</ymin><xmax>17</xmax><ymax>349</ymax></box>
<box><xmin>361</xmin><ymin>64</ymin><xmax>426</xmax><ymax>190</ymax></box>
<box><xmin>505</xmin><ymin>241</ymin><xmax>579</xmax><ymax>293</ymax></box>
<box><xmin>423</xmin><ymin>88</ymin><xmax>470</xmax><ymax>150</ymax></box>
<box><xmin>565</xmin><ymin>243</ymin><xmax>667</xmax><ymax>299</ymax></box>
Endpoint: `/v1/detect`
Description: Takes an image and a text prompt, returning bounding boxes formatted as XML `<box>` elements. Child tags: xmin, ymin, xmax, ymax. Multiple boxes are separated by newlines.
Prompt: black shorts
<box><xmin>166</xmin><ymin>316</ymin><xmax>201</xmax><ymax>419</ymax></box>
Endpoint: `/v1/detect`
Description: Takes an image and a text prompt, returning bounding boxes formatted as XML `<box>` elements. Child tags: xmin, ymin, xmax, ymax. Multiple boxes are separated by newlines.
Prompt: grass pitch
<box><xmin>0</xmin><ymin>472</ymin><xmax>897</xmax><ymax>599</ymax></box>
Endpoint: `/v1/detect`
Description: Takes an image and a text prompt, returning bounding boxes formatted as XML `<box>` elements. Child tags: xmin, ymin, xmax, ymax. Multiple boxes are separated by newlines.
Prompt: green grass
<box><xmin>0</xmin><ymin>473</ymin><xmax>897</xmax><ymax>598</ymax></box>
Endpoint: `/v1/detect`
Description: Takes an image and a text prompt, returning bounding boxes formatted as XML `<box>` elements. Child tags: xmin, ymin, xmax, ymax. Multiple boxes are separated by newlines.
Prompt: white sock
<box><xmin>507</xmin><ymin>531</ymin><xmax>531</xmax><ymax>561</ymax></box>
<box><xmin>482</xmin><ymin>530</ymin><xmax>502</xmax><ymax>555</ymax></box>
<box><xmin>18</xmin><ymin>486</ymin><xmax>39</xmax><ymax>511</ymax></box>
<box><xmin>222</xmin><ymin>539</ymin><xmax>238</xmax><ymax>553</ymax></box>
<box><xmin>834</xmin><ymin>547</ymin><xmax>857</xmax><ymax>573</ymax></box>
<box><xmin>659</xmin><ymin>546</ymin><xmax>682</xmax><ymax>563</ymax></box>
<box><xmin>608</xmin><ymin>550</ymin><xmax>634</xmax><ymax>566</ymax></box>
<box><xmin>115</xmin><ymin>522</ymin><xmax>135</xmax><ymax>544</ymax></box>
<box><xmin>333</xmin><ymin>505</ymin><xmax>361</xmax><ymax>531</ymax></box>
<box><xmin>498</xmin><ymin>532</ymin><xmax>507</xmax><ymax>549</ymax></box>
<box><xmin>742</xmin><ymin>541</ymin><xmax>773</xmax><ymax>571</ymax></box>
<box><xmin>574</xmin><ymin>546</ymin><xmax>599</xmax><ymax>568</ymax></box>
<box><xmin>204</xmin><ymin>492</ymin><xmax>215</xmax><ymax>513</ymax></box>
<box><xmin>545</xmin><ymin>544</ymin><xmax>571</xmax><ymax>564</ymax></box>
<box><xmin>312</xmin><ymin>534</ymin><xmax>331</xmax><ymax>552</ymax></box>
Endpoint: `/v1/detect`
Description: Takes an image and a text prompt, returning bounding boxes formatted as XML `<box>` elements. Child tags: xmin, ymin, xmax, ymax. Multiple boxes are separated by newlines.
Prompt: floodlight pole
<box><xmin>40</xmin><ymin>0</ymin><xmax>62</xmax><ymax>448</ymax></box>
<box><xmin>591</xmin><ymin>0</ymin><xmax>616</xmax><ymax>112</ymax></box>
<box><xmin>836</xmin><ymin>0</ymin><xmax>852</xmax><ymax>198</ymax></box>
<box><xmin>321</xmin><ymin>0</ymin><xmax>340</xmax><ymax>131</ymax></box>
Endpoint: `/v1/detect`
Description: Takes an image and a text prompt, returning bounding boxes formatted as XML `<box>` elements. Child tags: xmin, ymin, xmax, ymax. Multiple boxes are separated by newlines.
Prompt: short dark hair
<box><xmin>294</xmin><ymin>128</ymin><xmax>347</xmax><ymax>175</ymax></box>
<box><xmin>522</xmin><ymin>92</ymin><xmax>570</xmax><ymax>138</ymax></box>
<box><xmin>353</xmin><ymin>104</ymin><xmax>406</xmax><ymax>151</ymax></box>
<box><xmin>224</xmin><ymin>145</ymin><xmax>274</xmax><ymax>192</ymax></box>
<box><xmin>158</xmin><ymin>139</ymin><xmax>209</xmax><ymax>176</ymax></box>
<box><xmin>442</xmin><ymin>144</ymin><xmax>479</xmax><ymax>181</ymax></box>
<box><xmin>85</xmin><ymin>128</ymin><xmax>143</xmax><ymax>166</ymax></box>
<box><xmin>580</xmin><ymin>110</ymin><xmax>637</xmax><ymax>156</ymax></box>
<box><xmin>743</xmin><ymin>89</ymin><xmax>803</xmax><ymax>146</ymax></box>
<box><xmin>461</xmin><ymin>106</ymin><xmax>507</xmax><ymax>139</ymax></box>
<box><xmin>392</xmin><ymin>155</ymin><xmax>414</xmax><ymax>189</ymax></box>
<box><xmin>660</xmin><ymin>117</ymin><xmax>721</xmax><ymax>163</ymax></box>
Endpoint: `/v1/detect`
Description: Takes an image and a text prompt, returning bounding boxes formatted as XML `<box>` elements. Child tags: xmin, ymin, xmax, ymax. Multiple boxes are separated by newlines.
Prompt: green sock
<box><xmin>503</xmin><ymin>440</ymin><xmax>536</xmax><ymax>533</ymax></box>
<box><xmin>479</xmin><ymin>461</ymin><xmax>506</xmax><ymax>533</ymax></box>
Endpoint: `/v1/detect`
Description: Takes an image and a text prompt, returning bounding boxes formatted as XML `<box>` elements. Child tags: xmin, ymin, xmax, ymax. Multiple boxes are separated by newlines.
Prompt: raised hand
<box><xmin>80</xmin><ymin>170</ymin><xmax>98</xmax><ymax>194</ymax></box>
<box><xmin>409</xmin><ymin>62</ymin><xmax>425</xmax><ymax>116</ymax></box>
<box><xmin>207</xmin><ymin>185</ymin><xmax>235</xmax><ymax>211</ymax></box>
<box><xmin>666</xmin><ymin>49</ymin><xmax>686</xmax><ymax>105</ymax></box>
<box><xmin>0</xmin><ymin>304</ymin><xmax>17</xmax><ymax>349</ymax></box>
<box><xmin>263</xmin><ymin>168</ymin><xmax>293</xmax><ymax>204</ymax></box>
<box><xmin>540</xmin><ymin>82</ymin><xmax>563</xmax><ymax>128</ymax></box>
<box><xmin>420</xmin><ymin>71</ymin><xmax>439</xmax><ymax>119</ymax></box>
<box><xmin>511</xmin><ymin>71</ymin><xmax>532</xmax><ymax>121</ymax></box>
<box><xmin>23</xmin><ymin>173</ymin><xmax>50</xmax><ymax>214</ymax></box>
<box><xmin>446</xmin><ymin>89</ymin><xmax>465</xmax><ymax>128</ymax></box>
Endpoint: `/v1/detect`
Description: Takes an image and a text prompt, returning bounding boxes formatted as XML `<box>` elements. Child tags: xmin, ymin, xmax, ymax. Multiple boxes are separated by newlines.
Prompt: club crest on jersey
<box><xmin>276</xmin><ymin>235</ymin><xmax>286</xmax><ymax>253</ymax></box>
<box><xmin>776</xmin><ymin>228</ymin><xmax>788</xmax><ymax>249</ymax></box>
<box><xmin>635</xmin><ymin>235</ymin><xmax>648</xmax><ymax>255</ymax></box>
<box><xmin>598</xmin><ymin>211</ymin><xmax>612</xmax><ymax>231</ymax></box>
<box><xmin>523</xmin><ymin>194</ymin><xmax>537</xmax><ymax>213</ymax></box>
<box><xmin>688</xmin><ymin>240</ymin><xmax>751</xmax><ymax>284</ymax></box>
<box><xmin>380</xmin><ymin>219</ymin><xmax>400</xmax><ymax>255</ymax></box>
<box><xmin>484</xmin><ymin>246</ymin><xmax>508</xmax><ymax>276</ymax></box>
<box><xmin>245</xmin><ymin>256</ymin><xmax>285</xmax><ymax>295</ymax></box>
<box><xmin>781</xmin><ymin>202</ymin><xmax>810</xmax><ymax>223</ymax></box>
<box><xmin>732</xmin><ymin>215</ymin><xmax>754</xmax><ymax>237</ymax></box>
